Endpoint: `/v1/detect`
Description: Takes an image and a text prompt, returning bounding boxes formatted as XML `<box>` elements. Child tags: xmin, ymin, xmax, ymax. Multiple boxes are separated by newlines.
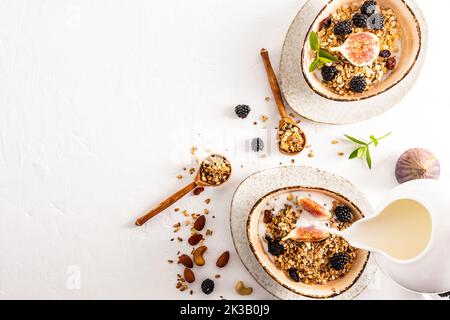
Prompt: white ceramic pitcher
<box><xmin>341</xmin><ymin>179</ymin><xmax>450</xmax><ymax>294</ymax></box>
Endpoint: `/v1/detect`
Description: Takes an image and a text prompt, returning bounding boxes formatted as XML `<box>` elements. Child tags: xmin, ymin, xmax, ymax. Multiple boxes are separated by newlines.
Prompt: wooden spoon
<box><xmin>135</xmin><ymin>154</ymin><xmax>231</xmax><ymax>226</ymax></box>
<box><xmin>260</xmin><ymin>48</ymin><xmax>306</xmax><ymax>156</ymax></box>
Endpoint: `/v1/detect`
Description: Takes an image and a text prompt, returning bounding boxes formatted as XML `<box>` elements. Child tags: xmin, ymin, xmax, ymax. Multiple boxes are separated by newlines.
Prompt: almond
<box><xmin>216</xmin><ymin>251</ymin><xmax>230</xmax><ymax>268</ymax></box>
<box><xmin>188</xmin><ymin>233</ymin><xmax>203</xmax><ymax>246</ymax></box>
<box><xmin>178</xmin><ymin>254</ymin><xmax>193</xmax><ymax>268</ymax></box>
<box><xmin>193</xmin><ymin>187</ymin><xmax>205</xmax><ymax>195</ymax></box>
<box><xmin>193</xmin><ymin>215</ymin><xmax>206</xmax><ymax>231</ymax></box>
<box><xmin>184</xmin><ymin>268</ymin><xmax>195</xmax><ymax>283</ymax></box>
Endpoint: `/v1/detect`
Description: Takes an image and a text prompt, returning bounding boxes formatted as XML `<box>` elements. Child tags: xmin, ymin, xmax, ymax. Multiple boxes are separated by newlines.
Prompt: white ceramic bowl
<box><xmin>279</xmin><ymin>0</ymin><xmax>427</xmax><ymax>124</ymax></box>
<box><xmin>246</xmin><ymin>186</ymin><xmax>370</xmax><ymax>298</ymax></box>
<box><xmin>301</xmin><ymin>0</ymin><xmax>422</xmax><ymax>102</ymax></box>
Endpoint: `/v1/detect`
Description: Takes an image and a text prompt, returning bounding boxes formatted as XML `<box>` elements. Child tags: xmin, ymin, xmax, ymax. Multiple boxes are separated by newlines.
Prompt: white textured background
<box><xmin>0</xmin><ymin>0</ymin><xmax>448</xmax><ymax>299</ymax></box>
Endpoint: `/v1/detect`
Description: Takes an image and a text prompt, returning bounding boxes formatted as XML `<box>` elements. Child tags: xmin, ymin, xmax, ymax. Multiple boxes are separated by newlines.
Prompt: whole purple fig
<box><xmin>395</xmin><ymin>148</ymin><xmax>440</xmax><ymax>184</ymax></box>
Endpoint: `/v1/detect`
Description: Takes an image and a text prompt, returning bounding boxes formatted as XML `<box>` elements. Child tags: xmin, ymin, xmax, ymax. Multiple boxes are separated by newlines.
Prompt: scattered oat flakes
<box><xmin>174</xmin><ymin>208</ymin><xmax>180</xmax><ymax>212</ymax></box>
<box><xmin>265</xmin><ymin>96</ymin><xmax>270</xmax><ymax>102</ymax></box>
<box><xmin>206</xmin><ymin>229</ymin><xmax>213</xmax><ymax>236</ymax></box>
<box><xmin>191</xmin><ymin>146</ymin><xmax>198</xmax><ymax>156</ymax></box>
<box><xmin>177</xmin><ymin>237</ymin><xmax>183</xmax><ymax>242</ymax></box>
<box><xmin>176</xmin><ymin>174</ymin><xmax>183</xmax><ymax>180</ymax></box>
<box><xmin>204</xmin><ymin>208</ymin><xmax>209</xmax><ymax>215</ymax></box>
<box><xmin>168</xmin><ymin>260</ymin><xmax>174</xmax><ymax>264</ymax></box>
<box><xmin>338</xmin><ymin>152</ymin><xmax>345</xmax><ymax>157</ymax></box>
<box><xmin>331</xmin><ymin>140</ymin><xmax>339</xmax><ymax>145</ymax></box>
<box><xmin>261</xmin><ymin>114</ymin><xmax>269</xmax><ymax>122</ymax></box>
<box><xmin>215</xmin><ymin>274</ymin><xmax>221</xmax><ymax>279</ymax></box>
<box><xmin>308</xmin><ymin>151</ymin><xmax>315</xmax><ymax>158</ymax></box>
<box><xmin>205</xmin><ymin>198</ymin><xmax>211</xmax><ymax>205</ymax></box>
<box><xmin>189</xmin><ymin>168</ymin><xmax>196</xmax><ymax>175</ymax></box>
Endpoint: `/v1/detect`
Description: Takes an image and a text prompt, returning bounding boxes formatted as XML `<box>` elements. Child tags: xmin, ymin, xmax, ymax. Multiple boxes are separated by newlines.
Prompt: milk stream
<box><xmin>322</xmin><ymin>199</ymin><xmax>432</xmax><ymax>261</ymax></box>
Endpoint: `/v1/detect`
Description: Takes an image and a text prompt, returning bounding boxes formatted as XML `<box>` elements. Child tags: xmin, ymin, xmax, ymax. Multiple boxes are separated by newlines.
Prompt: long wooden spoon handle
<box><xmin>260</xmin><ymin>48</ymin><xmax>287</xmax><ymax>119</ymax></box>
<box><xmin>135</xmin><ymin>181</ymin><xmax>198</xmax><ymax>226</ymax></box>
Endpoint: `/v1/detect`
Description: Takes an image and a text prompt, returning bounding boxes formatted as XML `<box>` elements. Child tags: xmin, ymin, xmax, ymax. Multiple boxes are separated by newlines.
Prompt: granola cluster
<box><xmin>316</xmin><ymin>2</ymin><xmax>401</xmax><ymax>96</ymax></box>
<box><xmin>265</xmin><ymin>203</ymin><xmax>356</xmax><ymax>285</ymax></box>
<box><xmin>199</xmin><ymin>154</ymin><xmax>231</xmax><ymax>185</ymax></box>
<box><xmin>278</xmin><ymin>123</ymin><xmax>304</xmax><ymax>154</ymax></box>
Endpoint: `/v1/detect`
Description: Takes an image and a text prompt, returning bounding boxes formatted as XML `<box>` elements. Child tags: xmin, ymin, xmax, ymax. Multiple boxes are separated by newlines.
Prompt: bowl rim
<box><xmin>300</xmin><ymin>0</ymin><xmax>422</xmax><ymax>102</ymax></box>
<box><xmin>246</xmin><ymin>185</ymin><xmax>370</xmax><ymax>299</ymax></box>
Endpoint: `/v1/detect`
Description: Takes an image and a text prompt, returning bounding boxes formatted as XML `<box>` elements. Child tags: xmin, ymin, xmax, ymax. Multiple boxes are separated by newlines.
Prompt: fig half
<box><xmin>330</xmin><ymin>32</ymin><xmax>380</xmax><ymax>67</ymax></box>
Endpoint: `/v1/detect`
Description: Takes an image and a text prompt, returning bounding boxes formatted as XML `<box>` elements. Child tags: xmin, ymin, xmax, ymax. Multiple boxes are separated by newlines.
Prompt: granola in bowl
<box><xmin>311</xmin><ymin>1</ymin><xmax>401</xmax><ymax>96</ymax></box>
<box><xmin>301</xmin><ymin>0</ymin><xmax>421</xmax><ymax>102</ymax></box>
<box><xmin>248</xmin><ymin>187</ymin><xmax>370</xmax><ymax>298</ymax></box>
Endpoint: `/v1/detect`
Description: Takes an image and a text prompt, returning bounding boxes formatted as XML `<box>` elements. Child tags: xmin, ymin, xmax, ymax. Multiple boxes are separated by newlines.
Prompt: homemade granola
<box><xmin>199</xmin><ymin>154</ymin><xmax>231</xmax><ymax>185</ymax></box>
<box><xmin>278</xmin><ymin>122</ymin><xmax>305</xmax><ymax>153</ymax></box>
<box><xmin>311</xmin><ymin>1</ymin><xmax>401</xmax><ymax>96</ymax></box>
<box><xmin>264</xmin><ymin>199</ymin><xmax>358</xmax><ymax>285</ymax></box>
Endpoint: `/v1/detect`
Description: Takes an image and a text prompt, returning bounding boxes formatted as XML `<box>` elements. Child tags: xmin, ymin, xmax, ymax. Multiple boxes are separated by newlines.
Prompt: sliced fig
<box><xmin>282</xmin><ymin>226</ymin><xmax>330</xmax><ymax>242</ymax></box>
<box><xmin>298</xmin><ymin>197</ymin><xmax>332</xmax><ymax>220</ymax></box>
<box><xmin>330</xmin><ymin>32</ymin><xmax>380</xmax><ymax>67</ymax></box>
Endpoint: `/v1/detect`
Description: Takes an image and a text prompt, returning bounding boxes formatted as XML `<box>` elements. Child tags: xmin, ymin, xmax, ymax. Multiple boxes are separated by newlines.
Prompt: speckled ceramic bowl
<box><xmin>302</xmin><ymin>0</ymin><xmax>421</xmax><ymax>102</ymax></box>
<box><xmin>279</xmin><ymin>0</ymin><xmax>427</xmax><ymax>124</ymax></box>
<box><xmin>230</xmin><ymin>166</ymin><xmax>377</xmax><ymax>300</ymax></box>
<box><xmin>246</xmin><ymin>186</ymin><xmax>370</xmax><ymax>299</ymax></box>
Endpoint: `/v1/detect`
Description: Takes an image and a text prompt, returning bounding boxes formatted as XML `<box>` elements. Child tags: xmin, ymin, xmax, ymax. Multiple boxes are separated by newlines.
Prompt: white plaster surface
<box><xmin>0</xmin><ymin>0</ymin><xmax>448</xmax><ymax>299</ymax></box>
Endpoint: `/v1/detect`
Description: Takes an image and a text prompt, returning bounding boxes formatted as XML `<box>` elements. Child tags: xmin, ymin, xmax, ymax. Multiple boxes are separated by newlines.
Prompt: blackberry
<box><xmin>321</xmin><ymin>66</ymin><xmax>338</xmax><ymax>82</ymax></box>
<box><xmin>333</xmin><ymin>21</ymin><xmax>352</xmax><ymax>36</ymax></box>
<box><xmin>201</xmin><ymin>279</ymin><xmax>215</xmax><ymax>294</ymax></box>
<box><xmin>288</xmin><ymin>269</ymin><xmax>300</xmax><ymax>282</ymax></box>
<box><xmin>251</xmin><ymin>137</ymin><xmax>264</xmax><ymax>152</ymax></box>
<box><xmin>368</xmin><ymin>13</ymin><xmax>384</xmax><ymax>30</ymax></box>
<box><xmin>361</xmin><ymin>1</ymin><xmax>377</xmax><ymax>16</ymax></box>
<box><xmin>352</xmin><ymin>13</ymin><xmax>368</xmax><ymax>28</ymax></box>
<box><xmin>379</xmin><ymin>50</ymin><xmax>391</xmax><ymax>58</ymax></box>
<box><xmin>349</xmin><ymin>75</ymin><xmax>367</xmax><ymax>93</ymax></box>
<box><xmin>330</xmin><ymin>253</ymin><xmax>349</xmax><ymax>271</ymax></box>
<box><xmin>334</xmin><ymin>205</ymin><xmax>353</xmax><ymax>223</ymax></box>
<box><xmin>267</xmin><ymin>239</ymin><xmax>284</xmax><ymax>256</ymax></box>
<box><xmin>235</xmin><ymin>104</ymin><xmax>251</xmax><ymax>119</ymax></box>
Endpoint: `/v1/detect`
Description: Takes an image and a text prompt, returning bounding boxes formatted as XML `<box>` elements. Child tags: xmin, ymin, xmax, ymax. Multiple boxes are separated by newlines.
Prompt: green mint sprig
<box><xmin>308</xmin><ymin>31</ymin><xmax>339</xmax><ymax>72</ymax></box>
<box><xmin>345</xmin><ymin>132</ymin><xmax>392</xmax><ymax>169</ymax></box>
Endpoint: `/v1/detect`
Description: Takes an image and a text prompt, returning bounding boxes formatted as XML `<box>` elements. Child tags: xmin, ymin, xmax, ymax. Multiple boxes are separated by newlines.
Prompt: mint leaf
<box><xmin>318</xmin><ymin>57</ymin><xmax>333</xmax><ymax>64</ymax></box>
<box><xmin>319</xmin><ymin>49</ymin><xmax>339</xmax><ymax>62</ymax></box>
<box><xmin>344</xmin><ymin>134</ymin><xmax>366</xmax><ymax>145</ymax></box>
<box><xmin>369</xmin><ymin>135</ymin><xmax>378</xmax><ymax>146</ymax></box>
<box><xmin>366</xmin><ymin>147</ymin><xmax>372</xmax><ymax>169</ymax></box>
<box><xmin>349</xmin><ymin>148</ymin><xmax>360</xmax><ymax>159</ymax></box>
<box><xmin>377</xmin><ymin>132</ymin><xmax>392</xmax><ymax>140</ymax></box>
<box><xmin>309</xmin><ymin>58</ymin><xmax>320</xmax><ymax>72</ymax></box>
<box><xmin>309</xmin><ymin>31</ymin><xmax>319</xmax><ymax>51</ymax></box>
<box><xmin>357</xmin><ymin>147</ymin><xmax>365</xmax><ymax>158</ymax></box>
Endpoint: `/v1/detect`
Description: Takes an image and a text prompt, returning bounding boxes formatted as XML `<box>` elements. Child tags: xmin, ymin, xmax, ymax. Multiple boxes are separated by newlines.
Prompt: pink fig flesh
<box><xmin>298</xmin><ymin>197</ymin><xmax>332</xmax><ymax>220</ymax></box>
